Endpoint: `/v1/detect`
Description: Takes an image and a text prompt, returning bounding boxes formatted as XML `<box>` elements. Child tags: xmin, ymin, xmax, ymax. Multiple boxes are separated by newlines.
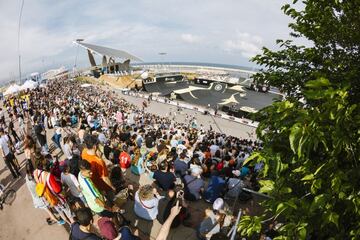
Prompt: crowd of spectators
<box><xmin>0</xmin><ymin>78</ymin><xmax>266</xmax><ymax>240</ymax></box>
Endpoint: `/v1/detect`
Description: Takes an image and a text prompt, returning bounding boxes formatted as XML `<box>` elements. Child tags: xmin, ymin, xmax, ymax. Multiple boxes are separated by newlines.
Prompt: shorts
<box><xmin>54</xmin><ymin>203</ymin><xmax>73</xmax><ymax>218</ymax></box>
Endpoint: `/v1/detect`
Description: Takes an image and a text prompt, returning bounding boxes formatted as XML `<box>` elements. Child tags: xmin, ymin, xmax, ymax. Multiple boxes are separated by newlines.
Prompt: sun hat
<box><xmin>213</xmin><ymin>198</ymin><xmax>224</xmax><ymax>211</ymax></box>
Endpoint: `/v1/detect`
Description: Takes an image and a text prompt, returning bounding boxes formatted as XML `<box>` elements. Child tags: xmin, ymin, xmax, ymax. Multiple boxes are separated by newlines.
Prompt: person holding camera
<box><xmin>161</xmin><ymin>189</ymin><xmax>190</xmax><ymax>228</ymax></box>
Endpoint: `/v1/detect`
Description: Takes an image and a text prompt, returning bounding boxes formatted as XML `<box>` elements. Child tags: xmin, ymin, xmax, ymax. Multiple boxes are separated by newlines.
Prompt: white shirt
<box><xmin>134</xmin><ymin>191</ymin><xmax>161</xmax><ymax>221</ymax></box>
<box><xmin>209</xmin><ymin>144</ymin><xmax>219</xmax><ymax>156</ymax></box>
<box><xmin>87</xmin><ymin>115</ymin><xmax>94</xmax><ymax>128</ymax></box>
<box><xmin>63</xmin><ymin>143</ymin><xmax>73</xmax><ymax>159</ymax></box>
<box><xmin>0</xmin><ymin>135</ymin><xmax>10</xmax><ymax>156</ymax></box>
<box><xmin>61</xmin><ymin>173</ymin><xmax>82</xmax><ymax>198</ymax></box>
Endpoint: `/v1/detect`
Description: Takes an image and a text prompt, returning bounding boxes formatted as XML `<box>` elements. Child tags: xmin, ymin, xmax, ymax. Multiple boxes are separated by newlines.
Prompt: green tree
<box><xmin>240</xmin><ymin>79</ymin><xmax>360</xmax><ymax>239</ymax></box>
<box><xmin>252</xmin><ymin>0</ymin><xmax>360</xmax><ymax>101</ymax></box>
<box><xmin>238</xmin><ymin>0</ymin><xmax>360</xmax><ymax>239</ymax></box>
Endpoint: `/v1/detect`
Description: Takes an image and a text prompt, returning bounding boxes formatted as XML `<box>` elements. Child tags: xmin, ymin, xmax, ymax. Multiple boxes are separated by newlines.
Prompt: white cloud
<box><xmin>224</xmin><ymin>32</ymin><xmax>263</xmax><ymax>58</ymax></box>
<box><xmin>0</xmin><ymin>0</ymin><xmax>301</xmax><ymax>83</ymax></box>
<box><xmin>181</xmin><ymin>33</ymin><xmax>202</xmax><ymax>44</ymax></box>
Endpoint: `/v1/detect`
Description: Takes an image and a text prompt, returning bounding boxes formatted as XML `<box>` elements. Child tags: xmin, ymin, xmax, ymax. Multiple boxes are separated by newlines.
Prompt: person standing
<box><xmin>34</xmin><ymin>118</ymin><xmax>48</xmax><ymax>153</ymax></box>
<box><xmin>0</xmin><ymin>128</ymin><xmax>20</xmax><ymax>178</ymax></box>
<box><xmin>0</xmin><ymin>108</ymin><xmax>6</xmax><ymax>128</ymax></box>
<box><xmin>69</xmin><ymin>207</ymin><xmax>103</xmax><ymax>240</ymax></box>
<box><xmin>18</xmin><ymin>114</ymin><xmax>26</xmax><ymax>139</ymax></box>
<box><xmin>81</xmin><ymin>135</ymin><xmax>115</xmax><ymax>194</ymax></box>
<box><xmin>8</xmin><ymin>114</ymin><xmax>21</xmax><ymax>143</ymax></box>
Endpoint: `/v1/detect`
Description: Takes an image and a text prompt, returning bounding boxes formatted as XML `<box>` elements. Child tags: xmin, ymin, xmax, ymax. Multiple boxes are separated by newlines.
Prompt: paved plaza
<box><xmin>0</xmin><ymin>85</ymin><xmax>258</xmax><ymax>240</ymax></box>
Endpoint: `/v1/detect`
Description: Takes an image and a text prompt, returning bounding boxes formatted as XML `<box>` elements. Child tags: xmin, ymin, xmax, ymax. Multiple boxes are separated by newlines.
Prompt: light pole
<box><xmin>158</xmin><ymin>52</ymin><xmax>167</xmax><ymax>72</ymax></box>
<box><xmin>73</xmin><ymin>39</ymin><xmax>84</xmax><ymax>76</ymax></box>
<box><xmin>18</xmin><ymin>0</ymin><xmax>25</xmax><ymax>84</ymax></box>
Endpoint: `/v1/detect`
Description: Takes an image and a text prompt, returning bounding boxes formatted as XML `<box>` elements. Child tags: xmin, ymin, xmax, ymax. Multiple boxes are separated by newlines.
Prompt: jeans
<box><xmin>52</xmin><ymin>133</ymin><xmax>62</xmax><ymax>149</ymax></box>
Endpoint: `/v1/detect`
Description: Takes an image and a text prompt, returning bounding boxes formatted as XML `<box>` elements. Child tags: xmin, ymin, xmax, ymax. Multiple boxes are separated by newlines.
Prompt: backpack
<box><xmin>36</xmin><ymin>182</ymin><xmax>59</xmax><ymax>207</ymax></box>
<box><xmin>35</xmin><ymin>170</ymin><xmax>60</xmax><ymax>207</ymax></box>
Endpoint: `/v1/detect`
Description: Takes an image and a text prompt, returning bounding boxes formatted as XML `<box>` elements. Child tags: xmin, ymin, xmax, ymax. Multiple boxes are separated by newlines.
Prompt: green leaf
<box><xmin>289</xmin><ymin>124</ymin><xmax>302</xmax><ymax>154</ymax></box>
<box><xmin>293</xmin><ymin>166</ymin><xmax>305</xmax><ymax>173</ymax></box>
<box><xmin>275</xmin><ymin>203</ymin><xmax>288</xmax><ymax>218</ymax></box>
<box><xmin>331</xmin><ymin>176</ymin><xmax>341</xmax><ymax>193</ymax></box>
<box><xmin>298</xmin><ymin>227</ymin><xmax>307</xmax><ymax>240</ymax></box>
<box><xmin>279</xmin><ymin>187</ymin><xmax>292</xmax><ymax>194</ymax></box>
<box><xmin>301</xmin><ymin>174</ymin><xmax>314</xmax><ymax>181</ymax></box>
<box><xmin>258</xmin><ymin>180</ymin><xmax>274</xmax><ymax>193</ymax></box>
<box><xmin>242</xmin><ymin>152</ymin><xmax>260</xmax><ymax>166</ymax></box>
<box><xmin>273</xmin><ymin>236</ymin><xmax>289</xmax><ymax>240</ymax></box>
<box><xmin>314</xmin><ymin>163</ymin><xmax>326</xmax><ymax>176</ymax></box>
<box><xmin>310</xmin><ymin>194</ymin><xmax>327</xmax><ymax>211</ymax></box>
<box><xmin>305</xmin><ymin>78</ymin><xmax>330</xmax><ymax>88</ymax></box>
<box><xmin>327</xmin><ymin>212</ymin><xmax>339</xmax><ymax>228</ymax></box>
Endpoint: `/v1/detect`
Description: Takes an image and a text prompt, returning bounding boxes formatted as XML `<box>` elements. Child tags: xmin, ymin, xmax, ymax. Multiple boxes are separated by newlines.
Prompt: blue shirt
<box><xmin>204</xmin><ymin>175</ymin><xmax>226</xmax><ymax>203</ymax></box>
<box><xmin>174</xmin><ymin>159</ymin><xmax>188</xmax><ymax>176</ymax></box>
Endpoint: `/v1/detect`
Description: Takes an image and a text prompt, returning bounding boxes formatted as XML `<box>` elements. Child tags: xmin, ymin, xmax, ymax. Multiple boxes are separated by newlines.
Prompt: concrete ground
<box><xmin>0</xmin><ymin>86</ymin><xmax>258</xmax><ymax>240</ymax></box>
<box><xmin>112</xmin><ymin>88</ymin><xmax>257</xmax><ymax>140</ymax></box>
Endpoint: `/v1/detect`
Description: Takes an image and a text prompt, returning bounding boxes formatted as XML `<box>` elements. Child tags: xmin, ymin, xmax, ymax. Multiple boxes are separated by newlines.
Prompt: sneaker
<box><xmin>57</xmin><ymin>220</ymin><xmax>65</xmax><ymax>225</ymax></box>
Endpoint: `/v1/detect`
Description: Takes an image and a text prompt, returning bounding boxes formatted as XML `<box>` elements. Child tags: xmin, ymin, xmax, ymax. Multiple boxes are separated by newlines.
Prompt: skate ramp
<box><xmin>99</xmin><ymin>75</ymin><xmax>142</xmax><ymax>88</ymax></box>
<box><xmin>143</xmin><ymin>81</ymin><xmax>189</xmax><ymax>96</ymax></box>
<box><xmin>176</xmin><ymin>83</ymin><xmax>280</xmax><ymax>111</ymax></box>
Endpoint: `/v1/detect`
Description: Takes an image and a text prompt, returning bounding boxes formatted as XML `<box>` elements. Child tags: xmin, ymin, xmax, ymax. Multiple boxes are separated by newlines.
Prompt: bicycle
<box><xmin>0</xmin><ymin>183</ymin><xmax>16</xmax><ymax>210</ymax></box>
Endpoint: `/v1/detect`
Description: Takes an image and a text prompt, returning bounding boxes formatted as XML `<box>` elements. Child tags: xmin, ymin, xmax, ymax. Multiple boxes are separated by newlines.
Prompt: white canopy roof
<box><xmin>81</xmin><ymin>83</ymin><xmax>92</xmax><ymax>88</ymax></box>
<box><xmin>4</xmin><ymin>84</ymin><xmax>22</xmax><ymax>96</ymax></box>
<box><xmin>21</xmin><ymin>80</ymin><xmax>38</xmax><ymax>90</ymax></box>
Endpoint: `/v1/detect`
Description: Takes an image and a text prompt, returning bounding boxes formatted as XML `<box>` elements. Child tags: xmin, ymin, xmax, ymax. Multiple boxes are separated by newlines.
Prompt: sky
<box><xmin>0</xmin><ymin>0</ymin><xmax>303</xmax><ymax>84</ymax></box>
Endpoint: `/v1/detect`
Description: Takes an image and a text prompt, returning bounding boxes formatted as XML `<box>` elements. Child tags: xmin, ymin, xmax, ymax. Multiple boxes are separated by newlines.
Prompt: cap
<box><xmin>213</xmin><ymin>198</ymin><xmax>224</xmax><ymax>211</ymax></box>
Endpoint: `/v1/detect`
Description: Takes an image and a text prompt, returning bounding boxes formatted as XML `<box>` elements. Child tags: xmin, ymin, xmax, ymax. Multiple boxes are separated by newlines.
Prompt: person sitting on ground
<box><xmin>224</xmin><ymin>170</ymin><xmax>252</xmax><ymax>201</ymax></box>
<box><xmin>119</xmin><ymin>145</ymin><xmax>131</xmax><ymax>171</ymax></box>
<box><xmin>197</xmin><ymin>205</ymin><xmax>226</xmax><ymax>240</ymax></box>
<box><xmin>174</xmin><ymin>152</ymin><xmax>189</xmax><ymax>177</ymax></box>
<box><xmin>130</xmin><ymin>148</ymin><xmax>144</xmax><ymax>175</ymax></box>
<box><xmin>161</xmin><ymin>189</ymin><xmax>190</xmax><ymax>228</ymax></box>
<box><xmin>98</xmin><ymin>215</ymin><xmax>140</xmax><ymax>240</ymax></box>
<box><xmin>204</xmin><ymin>170</ymin><xmax>227</xmax><ymax>203</ymax></box>
<box><xmin>155</xmin><ymin>201</ymin><xmax>182</xmax><ymax>240</ymax></box>
<box><xmin>153</xmin><ymin>161</ymin><xmax>176</xmax><ymax>191</ymax></box>
<box><xmin>70</xmin><ymin>207</ymin><xmax>102</xmax><ymax>240</ymax></box>
<box><xmin>183</xmin><ymin>167</ymin><xmax>205</xmax><ymax>201</ymax></box>
<box><xmin>134</xmin><ymin>184</ymin><xmax>164</xmax><ymax>221</ymax></box>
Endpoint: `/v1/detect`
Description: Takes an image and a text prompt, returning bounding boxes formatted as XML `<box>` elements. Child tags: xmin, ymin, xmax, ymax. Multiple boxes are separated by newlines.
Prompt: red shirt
<box><xmin>119</xmin><ymin>151</ymin><xmax>131</xmax><ymax>169</ymax></box>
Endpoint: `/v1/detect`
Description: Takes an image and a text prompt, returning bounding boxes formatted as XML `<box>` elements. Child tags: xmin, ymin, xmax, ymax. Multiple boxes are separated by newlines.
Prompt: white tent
<box><xmin>21</xmin><ymin>80</ymin><xmax>38</xmax><ymax>90</ymax></box>
<box><xmin>81</xmin><ymin>83</ymin><xmax>92</xmax><ymax>88</ymax></box>
<box><xmin>4</xmin><ymin>84</ymin><xmax>22</xmax><ymax>96</ymax></box>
